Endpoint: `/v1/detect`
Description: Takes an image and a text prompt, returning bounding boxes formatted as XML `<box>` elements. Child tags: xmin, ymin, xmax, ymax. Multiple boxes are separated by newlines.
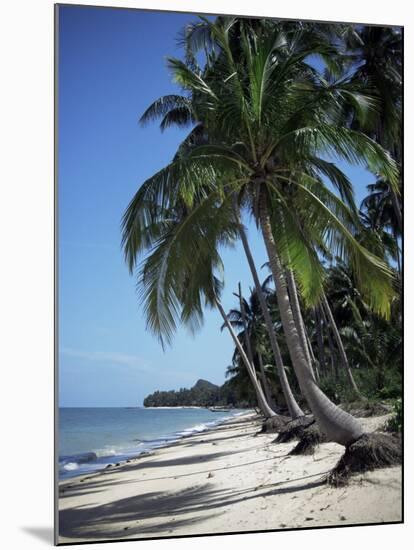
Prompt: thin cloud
<box><xmin>61</xmin><ymin>347</ymin><xmax>152</xmax><ymax>372</ymax></box>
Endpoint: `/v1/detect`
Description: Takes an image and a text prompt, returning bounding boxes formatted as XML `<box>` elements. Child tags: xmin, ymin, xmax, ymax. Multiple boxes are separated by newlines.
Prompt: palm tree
<box><xmin>320</xmin><ymin>292</ymin><xmax>362</xmax><ymax>397</ymax></box>
<box><xmin>344</xmin><ymin>25</ymin><xmax>402</xmax><ymax>230</ymax></box>
<box><xmin>323</xmin><ymin>259</ymin><xmax>401</xmax><ymax>398</ymax></box>
<box><xmin>224</xmin><ymin>282</ymin><xmax>281</xmax><ymax>412</ymax></box>
<box><xmin>224</xmin><ymin>362</ymin><xmax>258</xmax><ymax>408</ymax></box>
<box><xmin>123</xmin><ymin>17</ymin><xmax>399</xmax><ymax>462</ymax></box>
<box><xmin>234</xmin><ymin>221</ymin><xmax>304</xmax><ymax>418</ymax></box>
<box><xmin>360</xmin><ymin>178</ymin><xmax>401</xmax><ymax>273</ymax></box>
<box><xmin>217</xmin><ymin>296</ymin><xmax>277</xmax><ymax>418</ymax></box>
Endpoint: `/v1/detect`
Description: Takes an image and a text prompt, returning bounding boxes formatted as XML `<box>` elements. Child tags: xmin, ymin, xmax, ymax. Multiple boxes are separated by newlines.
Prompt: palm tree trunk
<box><xmin>237</xmin><ymin>282</ymin><xmax>255</xmax><ymax>369</ymax></box>
<box><xmin>259</xmin><ymin>193</ymin><xmax>364</xmax><ymax>446</ymax></box>
<box><xmin>237</xmin><ymin>212</ymin><xmax>304</xmax><ymax>419</ymax></box>
<box><xmin>306</xmin><ymin>331</ymin><xmax>320</xmax><ymax>382</ymax></box>
<box><xmin>321</xmin><ymin>293</ymin><xmax>363</xmax><ymax>398</ymax></box>
<box><xmin>390</xmin><ymin>186</ymin><xmax>402</xmax><ymax>234</ymax></box>
<box><xmin>314</xmin><ymin>307</ymin><xmax>326</xmax><ymax>376</ymax></box>
<box><xmin>215</xmin><ymin>297</ymin><xmax>277</xmax><ymax>418</ymax></box>
<box><xmin>393</xmin><ymin>228</ymin><xmax>401</xmax><ymax>275</ymax></box>
<box><xmin>285</xmin><ymin>269</ymin><xmax>317</xmax><ymax>382</ymax></box>
<box><xmin>320</xmin><ymin>303</ymin><xmax>337</xmax><ymax>379</ymax></box>
<box><xmin>237</xmin><ymin>282</ymin><xmax>279</xmax><ymax>414</ymax></box>
<box><xmin>258</xmin><ymin>351</ymin><xmax>278</xmax><ymax>411</ymax></box>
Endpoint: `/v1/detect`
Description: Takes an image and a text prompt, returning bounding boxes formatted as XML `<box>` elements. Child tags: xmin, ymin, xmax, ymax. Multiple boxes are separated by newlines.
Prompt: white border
<box><xmin>1</xmin><ymin>1</ymin><xmax>412</xmax><ymax>549</ymax></box>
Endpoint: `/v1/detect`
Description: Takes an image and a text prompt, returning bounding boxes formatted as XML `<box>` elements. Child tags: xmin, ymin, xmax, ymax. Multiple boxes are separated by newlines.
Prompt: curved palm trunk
<box><xmin>237</xmin><ymin>216</ymin><xmax>304</xmax><ymax>419</ymax></box>
<box><xmin>321</xmin><ymin>293</ymin><xmax>363</xmax><ymax>398</ymax></box>
<box><xmin>258</xmin><ymin>351</ymin><xmax>278</xmax><ymax>411</ymax></box>
<box><xmin>215</xmin><ymin>298</ymin><xmax>277</xmax><ymax>418</ymax></box>
<box><xmin>285</xmin><ymin>269</ymin><xmax>317</xmax><ymax>383</ymax></box>
<box><xmin>259</xmin><ymin>195</ymin><xmax>364</xmax><ymax>446</ymax></box>
<box><xmin>314</xmin><ymin>307</ymin><xmax>326</xmax><ymax>376</ymax></box>
<box><xmin>237</xmin><ymin>283</ymin><xmax>255</xmax><ymax>368</ymax></box>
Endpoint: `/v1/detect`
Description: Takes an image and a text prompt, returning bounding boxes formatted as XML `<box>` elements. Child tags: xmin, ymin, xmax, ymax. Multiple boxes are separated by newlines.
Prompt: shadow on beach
<box><xmin>59</xmin><ymin>472</ymin><xmax>325</xmax><ymax>540</ymax></box>
<box><xmin>58</xmin><ymin>413</ymin><xmax>329</xmax><ymax>542</ymax></box>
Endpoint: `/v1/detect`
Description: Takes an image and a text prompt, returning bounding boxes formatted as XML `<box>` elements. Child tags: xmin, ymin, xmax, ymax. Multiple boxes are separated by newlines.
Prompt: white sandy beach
<box><xmin>58</xmin><ymin>412</ymin><xmax>402</xmax><ymax>543</ymax></box>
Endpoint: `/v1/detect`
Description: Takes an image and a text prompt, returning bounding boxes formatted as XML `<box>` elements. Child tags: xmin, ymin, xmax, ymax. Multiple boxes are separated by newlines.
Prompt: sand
<box><xmin>58</xmin><ymin>412</ymin><xmax>402</xmax><ymax>543</ymax></box>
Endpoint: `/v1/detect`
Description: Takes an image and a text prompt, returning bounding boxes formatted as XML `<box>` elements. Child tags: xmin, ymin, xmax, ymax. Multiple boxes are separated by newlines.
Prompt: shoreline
<box><xmin>58</xmin><ymin>412</ymin><xmax>402</xmax><ymax>543</ymax></box>
<box><xmin>59</xmin><ymin>409</ymin><xmax>252</xmax><ymax>480</ymax></box>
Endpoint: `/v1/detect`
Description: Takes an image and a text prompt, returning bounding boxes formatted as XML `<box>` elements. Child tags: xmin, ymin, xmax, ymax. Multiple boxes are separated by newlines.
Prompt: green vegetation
<box><xmin>123</xmin><ymin>17</ymin><xmax>402</xmax><ymax>480</ymax></box>
<box><xmin>143</xmin><ymin>378</ymin><xmax>254</xmax><ymax>408</ymax></box>
<box><xmin>387</xmin><ymin>399</ymin><xmax>403</xmax><ymax>433</ymax></box>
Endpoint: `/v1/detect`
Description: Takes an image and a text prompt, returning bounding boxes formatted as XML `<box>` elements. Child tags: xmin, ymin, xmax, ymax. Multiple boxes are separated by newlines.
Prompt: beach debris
<box><xmin>207</xmin><ymin>472</ymin><xmax>214</xmax><ymax>478</ymax></box>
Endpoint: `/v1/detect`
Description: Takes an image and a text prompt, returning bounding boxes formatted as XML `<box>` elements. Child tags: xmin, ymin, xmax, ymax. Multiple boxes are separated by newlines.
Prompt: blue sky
<box><xmin>58</xmin><ymin>5</ymin><xmax>374</xmax><ymax>407</ymax></box>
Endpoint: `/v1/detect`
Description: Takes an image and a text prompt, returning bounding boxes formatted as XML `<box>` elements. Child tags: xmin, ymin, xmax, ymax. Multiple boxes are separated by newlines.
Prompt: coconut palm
<box><xmin>322</xmin><ymin>259</ymin><xmax>401</xmax><ymax>397</ymax></box>
<box><xmin>224</xmin><ymin>282</ymin><xmax>282</xmax><ymax>412</ymax></box>
<box><xmin>123</xmin><ymin>17</ymin><xmax>399</xmax><ymax>459</ymax></box>
<box><xmin>360</xmin><ymin>178</ymin><xmax>401</xmax><ymax>272</ymax></box>
<box><xmin>344</xmin><ymin>25</ymin><xmax>402</xmax><ymax>231</ymax></box>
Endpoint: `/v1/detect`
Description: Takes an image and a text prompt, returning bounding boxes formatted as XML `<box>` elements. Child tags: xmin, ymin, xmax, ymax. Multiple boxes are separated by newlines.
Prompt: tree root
<box><xmin>326</xmin><ymin>432</ymin><xmax>402</xmax><ymax>486</ymax></box>
<box><xmin>289</xmin><ymin>423</ymin><xmax>327</xmax><ymax>455</ymax></box>
<box><xmin>273</xmin><ymin>415</ymin><xmax>315</xmax><ymax>443</ymax></box>
<box><xmin>259</xmin><ymin>415</ymin><xmax>291</xmax><ymax>434</ymax></box>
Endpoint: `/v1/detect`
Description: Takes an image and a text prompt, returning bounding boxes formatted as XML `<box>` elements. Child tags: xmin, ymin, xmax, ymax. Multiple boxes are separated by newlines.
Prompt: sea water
<box><xmin>58</xmin><ymin>407</ymin><xmax>248</xmax><ymax>479</ymax></box>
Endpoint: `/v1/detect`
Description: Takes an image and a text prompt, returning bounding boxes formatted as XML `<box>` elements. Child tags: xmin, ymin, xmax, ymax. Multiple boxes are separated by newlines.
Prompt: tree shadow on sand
<box><xmin>59</xmin><ymin>450</ymin><xmax>293</xmax><ymax>500</ymax></box>
<box><xmin>59</xmin><ymin>471</ymin><xmax>326</xmax><ymax>541</ymax></box>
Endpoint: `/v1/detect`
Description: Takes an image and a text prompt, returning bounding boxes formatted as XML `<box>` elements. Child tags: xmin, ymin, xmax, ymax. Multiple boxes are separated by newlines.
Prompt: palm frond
<box><xmin>140</xmin><ymin>95</ymin><xmax>193</xmax><ymax>127</ymax></box>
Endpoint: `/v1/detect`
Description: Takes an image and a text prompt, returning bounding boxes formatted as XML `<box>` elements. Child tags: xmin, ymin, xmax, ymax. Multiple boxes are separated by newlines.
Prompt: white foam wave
<box><xmin>94</xmin><ymin>448</ymin><xmax>118</xmax><ymax>458</ymax></box>
<box><xmin>63</xmin><ymin>462</ymin><xmax>79</xmax><ymax>471</ymax></box>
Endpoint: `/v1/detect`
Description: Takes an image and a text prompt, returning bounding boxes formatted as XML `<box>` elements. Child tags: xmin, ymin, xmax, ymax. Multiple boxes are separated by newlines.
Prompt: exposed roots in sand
<box><xmin>259</xmin><ymin>415</ymin><xmax>291</xmax><ymax>434</ymax></box>
<box><xmin>289</xmin><ymin>424</ymin><xmax>327</xmax><ymax>455</ymax></box>
<box><xmin>326</xmin><ymin>432</ymin><xmax>402</xmax><ymax>486</ymax></box>
<box><xmin>273</xmin><ymin>416</ymin><xmax>315</xmax><ymax>443</ymax></box>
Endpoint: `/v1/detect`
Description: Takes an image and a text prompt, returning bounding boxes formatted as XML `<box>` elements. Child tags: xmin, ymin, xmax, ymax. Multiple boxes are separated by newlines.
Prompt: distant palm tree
<box><xmin>223</xmin><ymin>282</ymin><xmax>282</xmax><ymax>412</ymax></box>
<box><xmin>360</xmin><ymin>178</ymin><xmax>401</xmax><ymax>272</ymax></box>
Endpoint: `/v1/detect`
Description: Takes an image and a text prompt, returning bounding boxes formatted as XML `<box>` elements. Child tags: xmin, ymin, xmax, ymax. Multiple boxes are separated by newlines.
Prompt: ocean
<box><xmin>58</xmin><ymin>407</ymin><xmax>249</xmax><ymax>479</ymax></box>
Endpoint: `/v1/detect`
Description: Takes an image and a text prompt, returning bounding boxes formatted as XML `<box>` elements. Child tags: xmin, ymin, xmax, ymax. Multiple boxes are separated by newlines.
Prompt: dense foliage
<box><xmin>143</xmin><ymin>378</ymin><xmax>255</xmax><ymax>408</ymax></box>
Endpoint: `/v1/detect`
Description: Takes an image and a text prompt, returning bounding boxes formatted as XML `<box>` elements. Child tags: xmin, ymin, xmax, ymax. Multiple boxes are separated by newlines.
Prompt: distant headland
<box><xmin>143</xmin><ymin>379</ymin><xmax>253</xmax><ymax>408</ymax></box>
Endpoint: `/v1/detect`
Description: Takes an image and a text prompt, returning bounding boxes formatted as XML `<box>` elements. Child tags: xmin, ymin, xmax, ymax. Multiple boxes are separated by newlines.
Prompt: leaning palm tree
<box><xmin>224</xmin><ymin>282</ymin><xmax>281</xmax><ymax>412</ymax></box>
<box><xmin>123</xmin><ymin>17</ymin><xmax>400</xmax><ymax>479</ymax></box>
<box><xmin>218</xmin><ymin>296</ymin><xmax>277</xmax><ymax>418</ymax></box>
